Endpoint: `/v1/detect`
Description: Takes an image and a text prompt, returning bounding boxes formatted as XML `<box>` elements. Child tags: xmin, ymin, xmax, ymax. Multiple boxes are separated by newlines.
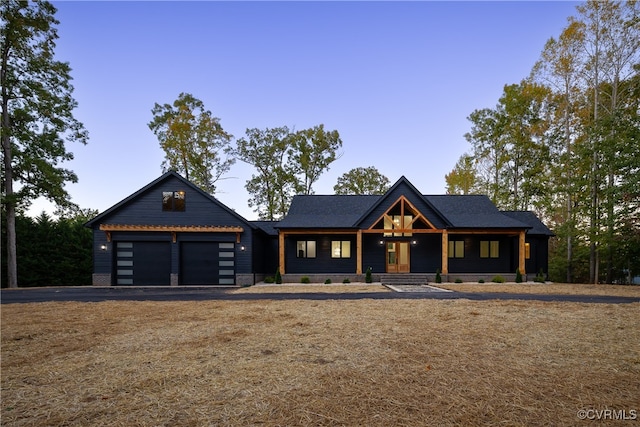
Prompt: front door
<box><xmin>386</xmin><ymin>242</ymin><xmax>410</xmax><ymax>273</ymax></box>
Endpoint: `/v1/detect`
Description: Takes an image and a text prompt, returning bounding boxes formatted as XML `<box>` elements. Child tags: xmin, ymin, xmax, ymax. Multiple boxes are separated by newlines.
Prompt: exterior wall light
<box><xmin>100</xmin><ymin>244</ymin><xmax>108</xmax><ymax>251</ymax></box>
<box><xmin>378</xmin><ymin>240</ymin><xmax>384</xmax><ymax>246</ymax></box>
<box><xmin>240</xmin><ymin>245</ymin><xmax>246</xmax><ymax>251</ymax></box>
<box><xmin>411</xmin><ymin>240</ymin><xmax>417</xmax><ymax>246</ymax></box>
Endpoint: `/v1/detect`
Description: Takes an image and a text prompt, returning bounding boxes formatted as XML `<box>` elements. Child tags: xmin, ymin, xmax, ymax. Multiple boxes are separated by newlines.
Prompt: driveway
<box><xmin>2</xmin><ymin>286</ymin><xmax>639</xmax><ymax>304</ymax></box>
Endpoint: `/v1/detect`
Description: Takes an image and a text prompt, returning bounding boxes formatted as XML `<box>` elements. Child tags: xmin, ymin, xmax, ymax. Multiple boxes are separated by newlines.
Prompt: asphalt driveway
<box><xmin>2</xmin><ymin>286</ymin><xmax>639</xmax><ymax>304</ymax></box>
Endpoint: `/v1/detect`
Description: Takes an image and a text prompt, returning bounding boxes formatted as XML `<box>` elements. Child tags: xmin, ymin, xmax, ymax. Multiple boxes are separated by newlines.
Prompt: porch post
<box><xmin>356</xmin><ymin>230</ymin><xmax>362</xmax><ymax>274</ymax></box>
<box><xmin>441</xmin><ymin>230</ymin><xmax>448</xmax><ymax>274</ymax></box>
<box><xmin>279</xmin><ymin>232</ymin><xmax>285</xmax><ymax>275</ymax></box>
<box><xmin>519</xmin><ymin>230</ymin><xmax>526</xmax><ymax>275</ymax></box>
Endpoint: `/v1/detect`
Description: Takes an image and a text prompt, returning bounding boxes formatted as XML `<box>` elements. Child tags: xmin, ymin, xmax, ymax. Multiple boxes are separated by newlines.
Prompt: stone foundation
<box><xmin>92</xmin><ymin>273</ymin><xmax>111</xmax><ymax>286</ymax></box>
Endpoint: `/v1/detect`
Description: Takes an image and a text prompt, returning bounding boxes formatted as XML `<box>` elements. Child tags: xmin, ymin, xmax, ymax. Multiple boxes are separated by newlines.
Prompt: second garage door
<box><xmin>180</xmin><ymin>242</ymin><xmax>235</xmax><ymax>285</ymax></box>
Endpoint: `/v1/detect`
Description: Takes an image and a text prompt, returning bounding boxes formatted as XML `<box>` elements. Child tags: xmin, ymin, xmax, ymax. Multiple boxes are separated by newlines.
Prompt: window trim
<box><xmin>480</xmin><ymin>240</ymin><xmax>500</xmax><ymax>259</ymax></box>
<box><xmin>448</xmin><ymin>240</ymin><xmax>464</xmax><ymax>258</ymax></box>
<box><xmin>331</xmin><ymin>240</ymin><xmax>351</xmax><ymax>258</ymax></box>
<box><xmin>296</xmin><ymin>240</ymin><xmax>316</xmax><ymax>258</ymax></box>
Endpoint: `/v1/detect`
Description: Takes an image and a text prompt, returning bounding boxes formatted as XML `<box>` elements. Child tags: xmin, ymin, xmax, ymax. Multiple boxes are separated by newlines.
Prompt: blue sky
<box><xmin>33</xmin><ymin>1</ymin><xmax>579</xmax><ymax>220</ymax></box>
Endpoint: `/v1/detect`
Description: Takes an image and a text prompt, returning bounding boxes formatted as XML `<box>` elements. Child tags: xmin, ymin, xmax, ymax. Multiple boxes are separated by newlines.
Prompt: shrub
<box><xmin>301</xmin><ymin>276</ymin><xmax>310</xmax><ymax>284</ymax></box>
<box><xmin>275</xmin><ymin>269</ymin><xmax>282</xmax><ymax>284</ymax></box>
<box><xmin>534</xmin><ymin>269</ymin><xmax>546</xmax><ymax>283</ymax></box>
<box><xmin>515</xmin><ymin>269</ymin><xmax>523</xmax><ymax>283</ymax></box>
<box><xmin>365</xmin><ymin>267</ymin><xmax>373</xmax><ymax>283</ymax></box>
<box><xmin>343</xmin><ymin>278</ymin><xmax>351</xmax><ymax>284</ymax></box>
<box><xmin>491</xmin><ymin>275</ymin><xmax>505</xmax><ymax>283</ymax></box>
<box><xmin>324</xmin><ymin>278</ymin><xmax>332</xmax><ymax>284</ymax></box>
<box><xmin>264</xmin><ymin>276</ymin><xmax>274</xmax><ymax>284</ymax></box>
<box><xmin>435</xmin><ymin>269</ymin><xmax>442</xmax><ymax>284</ymax></box>
<box><xmin>455</xmin><ymin>278</ymin><xmax>463</xmax><ymax>283</ymax></box>
<box><xmin>478</xmin><ymin>279</ymin><xmax>485</xmax><ymax>283</ymax></box>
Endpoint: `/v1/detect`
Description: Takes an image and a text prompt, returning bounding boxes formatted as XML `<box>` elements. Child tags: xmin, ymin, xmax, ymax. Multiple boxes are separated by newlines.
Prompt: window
<box><xmin>448</xmin><ymin>240</ymin><xmax>464</xmax><ymax>258</ymax></box>
<box><xmin>162</xmin><ymin>191</ymin><xmax>186</xmax><ymax>211</ymax></box>
<box><xmin>525</xmin><ymin>243</ymin><xmax>531</xmax><ymax>259</ymax></box>
<box><xmin>480</xmin><ymin>240</ymin><xmax>500</xmax><ymax>258</ymax></box>
<box><xmin>331</xmin><ymin>241</ymin><xmax>351</xmax><ymax>258</ymax></box>
<box><xmin>296</xmin><ymin>241</ymin><xmax>316</xmax><ymax>258</ymax></box>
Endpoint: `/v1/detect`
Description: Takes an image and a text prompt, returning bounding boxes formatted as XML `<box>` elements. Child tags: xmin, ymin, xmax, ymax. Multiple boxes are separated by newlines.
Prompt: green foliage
<box><xmin>235</xmin><ymin>125</ymin><xmax>342</xmax><ymax>220</ymax></box>
<box><xmin>324</xmin><ymin>278</ymin><xmax>332</xmax><ymax>284</ymax></box>
<box><xmin>148</xmin><ymin>93</ymin><xmax>234</xmax><ymax>194</ymax></box>
<box><xmin>445</xmin><ymin>153</ymin><xmax>478</xmax><ymax>195</ymax></box>
<box><xmin>365</xmin><ymin>267</ymin><xmax>373</xmax><ymax>283</ymax></box>
<box><xmin>342</xmin><ymin>278</ymin><xmax>350</xmax><ymax>284</ymax></box>
<box><xmin>264</xmin><ymin>276</ymin><xmax>275</xmax><ymax>284</ymax></box>
<box><xmin>1</xmin><ymin>211</ymin><xmax>92</xmax><ymax>287</ymax></box>
<box><xmin>275</xmin><ymin>269</ymin><xmax>282</xmax><ymax>284</ymax></box>
<box><xmin>515</xmin><ymin>269</ymin><xmax>523</xmax><ymax>283</ymax></box>
<box><xmin>1</xmin><ymin>0</ymin><xmax>88</xmax><ymax>287</ymax></box>
<box><xmin>491</xmin><ymin>275</ymin><xmax>506</xmax><ymax>283</ymax></box>
<box><xmin>534</xmin><ymin>269</ymin><xmax>547</xmax><ymax>283</ymax></box>
<box><xmin>435</xmin><ymin>269</ymin><xmax>442</xmax><ymax>284</ymax></box>
<box><xmin>478</xmin><ymin>279</ymin><xmax>485</xmax><ymax>283</ymax></box>
<box><xmin>300</xmin><ymin>276</ymin><xmax>310</xmax><ymax>284</ymax></box>
<box><xmin>454</xmin><ymin>278</ymin><xmax>463</xmax><ymax>283</ymax></box>
<box><xmin>334</xmin><ymin>166</ymin><xmax>390</xmax><ymax>195</ymax></box>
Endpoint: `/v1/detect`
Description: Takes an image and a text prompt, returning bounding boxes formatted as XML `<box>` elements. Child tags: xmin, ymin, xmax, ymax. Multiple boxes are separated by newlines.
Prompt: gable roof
<box><xmin>84</xmin><ymin>171</ymin><xmax>256</xmax><ymax>229</ymax></box>
<box><xmin>354</xmin><ymin>176</ymin><xmax>451</xmax><ymax>229</ymax></box>
<box><xmin>425</xmin><ymin>195</ymin><xmax>530</xmax><ymax>229</ymax></box>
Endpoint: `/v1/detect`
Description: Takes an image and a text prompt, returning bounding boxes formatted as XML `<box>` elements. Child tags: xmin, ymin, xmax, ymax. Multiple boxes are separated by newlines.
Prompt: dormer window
<box><xmin>162</xmin><ymin>191</ymin><xmax>186</xmax><ymax>212</ymax></box>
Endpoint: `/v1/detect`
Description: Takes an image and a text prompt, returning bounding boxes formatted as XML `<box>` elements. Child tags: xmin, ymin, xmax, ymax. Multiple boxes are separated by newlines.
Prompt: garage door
<box><xmin>115</xmin><ymin>241</ymin><xmax>171</xmax><ymax>286</ymax></box>
<box><xmin>180</xmin><ymin>242</ymin><xmax>235</xmax><ymax>285</ymax></box>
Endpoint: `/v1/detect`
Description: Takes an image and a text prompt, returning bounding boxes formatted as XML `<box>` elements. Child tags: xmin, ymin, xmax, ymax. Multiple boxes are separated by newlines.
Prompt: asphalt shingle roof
<box><xmin>277</xmin><ymin>192</ymin><xmax>542</xmax><ymax>231</ymax></box>
<box><xmin>276</xmin><ymin>195</ymin><xmax>380</xmax><ymax>228</ymax></box>
<box><xmin>425</xmin><ymin>195</ymin><xmax>529</xmax><ymax>229</ymax></box>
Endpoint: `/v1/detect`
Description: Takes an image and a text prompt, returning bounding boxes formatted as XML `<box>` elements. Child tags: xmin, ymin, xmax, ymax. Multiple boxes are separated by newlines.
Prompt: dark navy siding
<box><xmin>285</xmin><ymin>234</ymin><xmax>357</xmax><ymax>274</ymax></box>
<box><xmin>408</xmin><ymin>234</ymin><xmax>442</xmax><ymax>272</ymax></box>
<box><xmin>448</xmin><ymin>235</ymin><xmax>512</xmax><ymax>274</ymax></box>
<box><xmin>362</xmin><ymin>234</ymin><xmax>386</xmax><ymax>273</ymax></box>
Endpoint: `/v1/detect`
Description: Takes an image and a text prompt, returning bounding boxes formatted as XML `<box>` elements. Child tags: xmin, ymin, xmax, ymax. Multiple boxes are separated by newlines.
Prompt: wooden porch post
<box><xmin>356</xmin><ymin>230</ymin><xmax>362</xmax><ymax>274</ymax></box>
<box><xmin>279</xmin><ymin>232</ymin><xmax>285</xmax><ymax>275</ymax></box>
<box><xmin>519</xmin><ymin>230</ymin><xmax>526</xmax><ymax>275</ymax></box>
<box><xmin>441</xmin><ymin>230</ymin><xmax>448</xmax><ymax>274</ymax></box>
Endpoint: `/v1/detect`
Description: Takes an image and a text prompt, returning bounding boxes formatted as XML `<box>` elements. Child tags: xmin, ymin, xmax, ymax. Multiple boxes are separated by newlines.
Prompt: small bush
<box><xmin>491</xmin><ymin>275</ymin><xmax>505</xmax><ymax>283</ymax></box>
<box><xmin>301</xmin><ymin>276</ymin><xmax>310</xmax><ymax>284</ymax></box>
<box><xmin>478</xmin><ymin>279</ymin><xmax>485</xmax><ymax>283</ymax></box>
<box><xmin>264</xmin><ymin>276</ymin><xmax>275</xmax><ymax>284</ymax></box>
<box><xmin>275</xmin><ymin>269</ymin><xmax>282</xmax><ymax>284</ymax></box>
<box><xmin>365</xmin><ymin>267</ymin><xmax>373</xmax><ymax>283</ymax></box>
<box><xmin>324</xmin><ymin>278</ymin><xmax>332</xmax><ymax>284</ymax></box>
<box><xmin>455</xmin><ymin>278</ymin><xmax>463</xmax><ymax>283</ymax></box>
<box><xmin>534</xmin><ymin>269</ymin><xmax>546</xmax><ymax>283</ymax></box>
<box><xmin>435</xmin><ymin>269</ymin><xmax>442</xmax><ymax>284</ymax></box>
<box><xmin>515</xmin><ymin>269</ymin><xmax>523</xmax><ymax>283</ymax></box>
<box><xmin>343</xmin><ymin>278</ymin><xmax>351</xmax><ymax>284</ymax></box>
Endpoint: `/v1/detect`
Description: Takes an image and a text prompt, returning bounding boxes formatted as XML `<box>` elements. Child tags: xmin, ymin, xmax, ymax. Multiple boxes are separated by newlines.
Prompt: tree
<box><xmin>288</xmin><ymin>124</ymin><xmax>342</xmax><ymax>195</ymax></box>
<box><xmin>235</xmin><ymin>124</ymin><xmax>342</xmax><ymax>220</ymax></box>
<box><xmin>234</xmin><ymin>126</ymin><xmax>294</xmax><ymax>220</ymax></box>
<box><xmin>148</xmin><ymin>92</ymin><xmax>234</xmax><ymax>194</ymax></box>
<box><xmin>445</xmin><ymin>153</ymin><xmax>477</xmax><ymax>195</ymax></box>
<box><xmin>333</xmin><ymin>166</ymin><xmax>390</xmax><ymax>195</ymax></box>
<box><xmin>1</xmin><ymin>0</ymin><xmax>88</xmax><ymax>288</ymax></box>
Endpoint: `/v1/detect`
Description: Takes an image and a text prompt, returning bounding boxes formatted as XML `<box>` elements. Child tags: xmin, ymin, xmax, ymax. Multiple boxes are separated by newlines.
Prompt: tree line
<box><xmin>148</xmin><ymin>92</ymin><xmax>391</xmax><ymax>220</ymax></box>
<box><xmin>445</xmin><ymin>1</ymin><xmax>639</xmax><ymax>284</ymax></box>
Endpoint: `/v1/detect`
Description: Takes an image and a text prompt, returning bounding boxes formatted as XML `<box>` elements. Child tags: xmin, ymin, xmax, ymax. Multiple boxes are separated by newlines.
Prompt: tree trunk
<box><xmin>1</xmin><ymin>42</ymin><xmax>18</xmax><ymax>288</ymax></box>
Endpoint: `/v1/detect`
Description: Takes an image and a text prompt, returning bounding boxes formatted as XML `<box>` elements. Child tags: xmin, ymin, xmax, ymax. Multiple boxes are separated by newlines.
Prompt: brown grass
<box><xmin>2</xmin><ymin>299</ymin><xmax>639</xmax><ymax>426</ymax></box>
<box><xmin>438</xmin><ymin>283</ymin><xmax>640</xmax><ymax>297</ymax></box>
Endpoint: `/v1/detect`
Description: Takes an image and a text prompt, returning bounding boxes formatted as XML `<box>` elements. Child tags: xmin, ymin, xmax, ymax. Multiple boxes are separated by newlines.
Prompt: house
<box><xmin>86</xmin><ymin>172</ymin><xmax>553</xmax><ymax>286</ymax></box>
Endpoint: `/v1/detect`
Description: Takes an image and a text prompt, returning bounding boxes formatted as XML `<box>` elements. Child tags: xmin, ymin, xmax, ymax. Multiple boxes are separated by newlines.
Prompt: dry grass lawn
<box><xmin>2</xmin><ymin>298</ymin><xmax>639</xmax><ymax>426</ymax></box>
<box><xmin>437</xmin><ymin>283</ymin><xmax>640</xmax><ymax>297</ymax></box>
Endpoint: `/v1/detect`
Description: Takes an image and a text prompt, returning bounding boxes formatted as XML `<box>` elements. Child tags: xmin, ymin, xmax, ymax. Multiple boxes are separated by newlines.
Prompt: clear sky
<box><xmin>31</xmin><ymin>0</ymin><xmax>580</xmax><ymax>220</ymax></box>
